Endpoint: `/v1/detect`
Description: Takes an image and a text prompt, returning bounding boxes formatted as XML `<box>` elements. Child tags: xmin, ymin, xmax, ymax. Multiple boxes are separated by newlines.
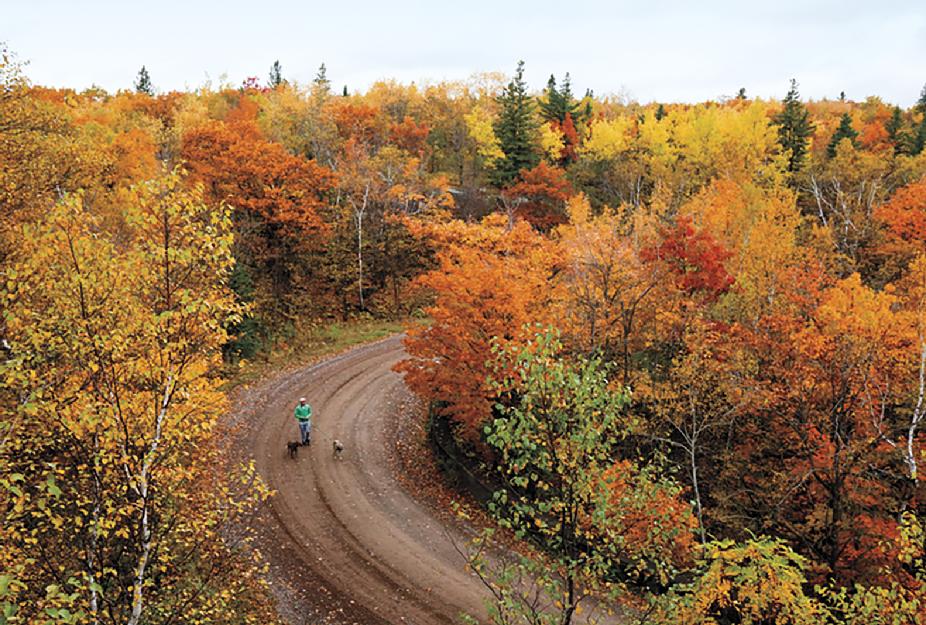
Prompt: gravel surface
<box><xmin>229</xmin><ymin>336</ymin><xmax>489</xmax><ymax>625</ymax></box>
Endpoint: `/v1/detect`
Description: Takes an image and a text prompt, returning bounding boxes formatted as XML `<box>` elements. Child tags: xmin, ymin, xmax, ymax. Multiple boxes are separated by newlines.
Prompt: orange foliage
<box><xmin>560</xmin><ymin>112</ymin><xmax>579</xmax><ymax>162</ymax></box>
<box><xmin>389</xmin><ymin>115</ymin><xmax>430</xmax><ymax>156</ymax></box>
<box><xmin>181</xmin><ymin>119</ymin><xmax>335</xmax><ymax>234</ymax></box>
<box><xmin>875</xmin><ymin>178</ymin><xmax>926</xmax><ymax>254</ymax></box>
<box><xmin>397</xmin><ymin>215</ymin><xmax>555</xmax><ymax>436</ymax></box>
<box><xmin>859</xmin><ymin>119</ymin><xmax>890</xmax><ymax>152</ymax></box>
<box><xmin>599</xmin><ymin>460</ymin><xmax>698</xmax><ymax>570</ymax></box>
<box><xmin>111</xmin><ymin>128</ymin><xmax>158</xmax><ymax>184</ymax></box>
<box><xmin>735</xmin><ymin>272</ymin><xmax>916</xmax><ymax>582</ymax></box>
<box><xmin>502</xmin><ymin>162</ymin><xmax>572</xmax><ymax>231</ymax></box>
<box><xmin>12</xmin><ymin>58</ymin><xmax>926</xmax><ymax>604</ymax></box>
<box><xmin>226</xmin><ymin>94</ymin><xmax>259</xmax><ymax>124</ymax></box>
<box><xmin>330</xmin><ymin>101</ymin><xmax>381</xmax><ymax>143</ymax></box>
<box><xmin>108</xmin><ymin>91</ymin><xmax>184</xmax><ymax>123</ymax></box>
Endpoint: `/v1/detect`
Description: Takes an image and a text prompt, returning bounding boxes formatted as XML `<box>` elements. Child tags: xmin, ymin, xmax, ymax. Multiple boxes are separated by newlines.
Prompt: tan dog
<box><xmin>332</xmin><ymin>439</ymin><xmax>344</xmax><ymax>460</ymax></box>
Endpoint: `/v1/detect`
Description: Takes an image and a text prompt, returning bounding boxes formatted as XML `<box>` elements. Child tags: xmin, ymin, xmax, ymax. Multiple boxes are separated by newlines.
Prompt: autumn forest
<box><xmin>4</xmin><ymin>39</ymin><xmax>926</xmax><ymax>625</ymax></box>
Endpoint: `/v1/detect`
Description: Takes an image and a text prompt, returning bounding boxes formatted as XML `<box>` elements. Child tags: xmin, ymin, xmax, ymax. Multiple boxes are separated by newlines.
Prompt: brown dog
<box><xmin>287</xmin><ymin>441</ymin><xmax>300</xmax><ymax>459</ymax></box>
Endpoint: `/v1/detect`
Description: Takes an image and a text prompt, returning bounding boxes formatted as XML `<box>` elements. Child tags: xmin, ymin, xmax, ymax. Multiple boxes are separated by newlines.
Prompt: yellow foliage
<box><xmin>0</xmin><ymin>170</ymin><xmax>275</xmax><ymax>624</ymax></box>
<box><xmin>464</xmin><ymin>105</ymin><xmax>504</xmax><ymax>166</ymax></box>
<box><xmin>539</xmin><ymin>121</ymin><xmax>565</xmax><ymax>162</ymax></box>
<box><xmin>679</xmin><ymin>179</ymin><xmax>804</xmax><ymax>321</ymax></box>
<box><xmin>581</xmin><ymin>116</ymin><xmax>633</xmax><ymax>160</ymax></box>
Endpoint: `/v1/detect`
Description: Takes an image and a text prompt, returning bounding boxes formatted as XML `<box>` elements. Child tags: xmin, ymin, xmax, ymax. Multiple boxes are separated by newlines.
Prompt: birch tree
<box><xmin>0</xmin><ymin>170</ymin><xmax>275</xmax><ymax>625</ymax></box>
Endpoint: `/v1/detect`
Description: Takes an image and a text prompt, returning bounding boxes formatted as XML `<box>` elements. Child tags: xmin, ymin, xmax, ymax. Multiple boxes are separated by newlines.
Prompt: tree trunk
<box><xmin>356</xmin><ymin>185</ymin><xmax>370</xmax><ymax>311</ymax></box>
<box><xmin>690</xmin><ymin>442</ymin><xmax>706</xmax><ymax>544</ymax></box>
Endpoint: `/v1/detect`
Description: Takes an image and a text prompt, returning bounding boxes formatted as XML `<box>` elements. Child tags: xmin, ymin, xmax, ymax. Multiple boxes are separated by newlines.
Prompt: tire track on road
<box><xmin>239</xmin><ymin>336</ymin><xmax>488</xmax><ymax>625</ymax></box>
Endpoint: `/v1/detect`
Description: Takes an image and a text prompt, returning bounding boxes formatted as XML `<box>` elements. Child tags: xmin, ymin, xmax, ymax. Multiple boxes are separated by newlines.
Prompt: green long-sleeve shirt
<box><xmin>294</xmin><ymin>403</ymin><xmax>312</xmax><ymax>422</ymax></box>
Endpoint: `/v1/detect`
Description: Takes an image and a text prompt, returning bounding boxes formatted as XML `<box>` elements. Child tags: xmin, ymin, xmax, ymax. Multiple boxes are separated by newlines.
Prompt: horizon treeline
<box><xmin>4</xmin><ymin>43</ymin><xmax>926</xmax><ymax>623</ymax></box>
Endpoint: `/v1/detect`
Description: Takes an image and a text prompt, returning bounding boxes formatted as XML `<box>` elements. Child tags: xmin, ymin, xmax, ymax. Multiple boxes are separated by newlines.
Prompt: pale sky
<box><xmin>5</xmin><ymin>0</ymin><xmax>926</xmax><ymax>106</ymax></box>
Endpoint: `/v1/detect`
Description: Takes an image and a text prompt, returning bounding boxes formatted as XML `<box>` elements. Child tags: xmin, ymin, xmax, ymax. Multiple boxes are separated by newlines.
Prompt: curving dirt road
<box><xmin>239</xmin><ymin>336</ymin><xmax>488</xmax><ymax>625</ymax></box>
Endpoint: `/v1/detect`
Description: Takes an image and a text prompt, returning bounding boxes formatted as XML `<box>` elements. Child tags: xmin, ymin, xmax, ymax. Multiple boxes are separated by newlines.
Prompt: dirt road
<box><xmin>240</xmin><ymin>336</ymin><xmax>488</xmax><ymax>625</ymax></box>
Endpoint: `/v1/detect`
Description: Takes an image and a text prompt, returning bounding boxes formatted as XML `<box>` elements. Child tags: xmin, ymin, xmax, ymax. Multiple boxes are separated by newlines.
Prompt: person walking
<box><xmin>295</xmin><ymin>397</ymin><xmax>312</xmax><ymax>446</ymax></box>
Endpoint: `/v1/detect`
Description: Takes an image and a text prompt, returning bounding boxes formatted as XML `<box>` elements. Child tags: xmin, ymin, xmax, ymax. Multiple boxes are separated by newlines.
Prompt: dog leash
<box><xmin>303</xmin><ymin>423</ymin><xmax>340</xmax><ymax>445</ymax></box>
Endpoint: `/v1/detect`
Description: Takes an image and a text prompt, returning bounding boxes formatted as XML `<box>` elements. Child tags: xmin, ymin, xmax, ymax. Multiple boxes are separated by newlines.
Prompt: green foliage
<box><xmin>314</xmin><ymin>62</ymin><xmax>330</xmax><ymax>93</ymax></box>
<box><xmin>818</xmin><ymin>511</ymin><xmax>926</xmax><ymax>625</ymax></box>
<box><xmin>493</xmin><ymin>61</ymin><xmax>540</xmax><ymax>186</ymax></box>
<box><xmin>474</xmin><ymin>327</ymin><xmax>635</xmax><ymax>622</ymax></box>
<box><xmin>914</xmin><ymin>116</ymin><xmax>926</xmax><ymax>156</ymax></box>
<box><xmin>460</xmin><ymin>327</ymin><xmax>699</xmax><ymax>624</ymax></box>
<box><xmin>134</xmin><ymin>65</ymin><xmax>153</xmax><ymax>95</ymax></box>
<box><xmin>670</xmin><ymin>537</ymin><xmax>827</xmax><ymax>625</ymax></box>
<box><xmin>461</xmin><ymin>528</ymin><xmax>622</xmax><ymax>625</ymax></box>
<box><xmin>486</xmin><ymin>328</ymin><xmax>632</xmax><ymax>545</ymax></box>
<box><xmin>827</xmin><ymin>112</ymin><xmax>859</xmax><ymax>157</ymax></box>
<box><xmin>539</xmin><ymin>73</ymin><xmax>580</xmax><ymax>124</ymax></box>
<box><xmin>223</xmin><ymin>262</ymin><xmax>266</xmax><ymax>361</ymax></box>
<box><xmin>774</xmin><ymin>78</ymin><xmax>814</xmax><ymax>174</ymax></box>
<box><xmin>267</xmin><ymin>60</ymin><xmax>283</xmax><ymax>88</ymax></box>
<box><xmin>885</xmin><ymin>106</ymin><xmax>909</xmax><ymax>154</ymax></box>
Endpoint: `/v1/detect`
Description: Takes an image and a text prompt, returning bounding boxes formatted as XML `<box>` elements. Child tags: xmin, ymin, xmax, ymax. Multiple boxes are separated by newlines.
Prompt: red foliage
<box><xmin>559</xmin><ymin>112</ymin><xmax>579</xmax><ymax>163</ymax></box>
<box><xmin>643</xmin><ymin>216</ymin><xmax>734</xmax><ymax>299</ymax></box>
<box><xmin>600</xmin><ymin>460</ymin><xmax>698</xmax><ymax>570</ymax></box>
<box><xmin>876</xmin><ymin>179</ymin><xmax>926</xmax><ymax>246</ymax></box>
<box><xmin>239</xmin><ymin>76</ymin><xmax>267</xmax><ymax>93</ymax></box>
<box><xmin>871</xmin><ymin>178</ymin><xmax>926</xmax><ymax>275</ymax></box>
<box><xmin>389</xmin><ymin>116</ymin><xmax>430</xmax><ymax>156</ymax></box>
<box><xmin>502</xmin><ymin>162</ymin><xmax>573</xmax><ymax>231</ymax></box>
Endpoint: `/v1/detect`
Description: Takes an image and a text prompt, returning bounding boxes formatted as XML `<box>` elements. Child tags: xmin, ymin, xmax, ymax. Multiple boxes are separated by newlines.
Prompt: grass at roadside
<box><xmin>224</xmin><ymin>318</ymin><xmax>413</xmax><ymax>389</ymax></box>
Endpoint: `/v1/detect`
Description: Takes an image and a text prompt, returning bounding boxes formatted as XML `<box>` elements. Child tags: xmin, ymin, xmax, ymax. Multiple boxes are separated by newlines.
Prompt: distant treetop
<box><xmin>268</xmin><ymin>60</ymin><xmax>284</xmax><ymax>88</ymax></box>
<box><xmin>134</xmin><ymin>65</ymin><xmax>153</xmax><ymax>95</ymax></box>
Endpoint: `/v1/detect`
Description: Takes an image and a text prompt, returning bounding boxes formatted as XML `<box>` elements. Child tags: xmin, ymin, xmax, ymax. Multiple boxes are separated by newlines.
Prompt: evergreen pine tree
<box><xmin>560</xmin><ymin>73</ymin><xmax>575</xmax><ymax>108</ymax></box>
<box><xmin>134</xmin><ymin>65</ymin><xmax>153</xmax><ymax>95</ymax></box>
<box><xmin>839</xmin><ymin>91</ymin><xmax>846</xmax><ymax>102</ymax></box>
<box><xmin>581</xmin><ymin>93</ymin><xmax>593</xmax><ymax>124</ymax></box>
<box><xmin>913</xmin><ymin>117</ymin><xmax>926</xmax><ymax>155</ymax></box>
<box><xmin>886</xmin><ymin>106</ymin><xmax>909</xmax><ymax>155</ymax></box>
<box><xmin>314</xmin><ymin>63</ymin><xmax>330</xmax><ymax>93</ymax></box>
<box><xmin>539</xmin><ymin>75</ymin><xmax>562</xmax><ymax>122</ymax></box>
<box><xmin>774</xmin><ymin>79</ymin><xmax>814</xmax><ymax>174</ymax></box>
<box><xmin>827</xmin><ymin>112</ymin><xmax>859</xmax><ymax>157</ymax></box>
<box><xmin>493</xmin><ymin>60</ymin><xmax>539</xmax><ymax>186</ymax></box>
<box><xmin>538</xmin><ymin>72</ymin><xmax>580</xmax><ymax>124</ymax></box>
<box><xmin>917</xmin><ymin>83</ymin><xmax>926</xmax><ymax>113</ymax></box>
<box><xmin>268</xmin><ymin>60</ymin><xmax>283</xmax><ymax>88</ymax></box>
<box><xmin>655</xmin><ymin>104</ymin><xmax>667</xmax><ymax>121</ymax></box>
<box><xmin>342</xmin><ymin>85</ymin><xmax>348</xmax><ymax>97</ymax></box>
<box><xmin>736</xmin><ymin>87</ymin><xmax>747</xmax><ymax>100</ymax></box>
